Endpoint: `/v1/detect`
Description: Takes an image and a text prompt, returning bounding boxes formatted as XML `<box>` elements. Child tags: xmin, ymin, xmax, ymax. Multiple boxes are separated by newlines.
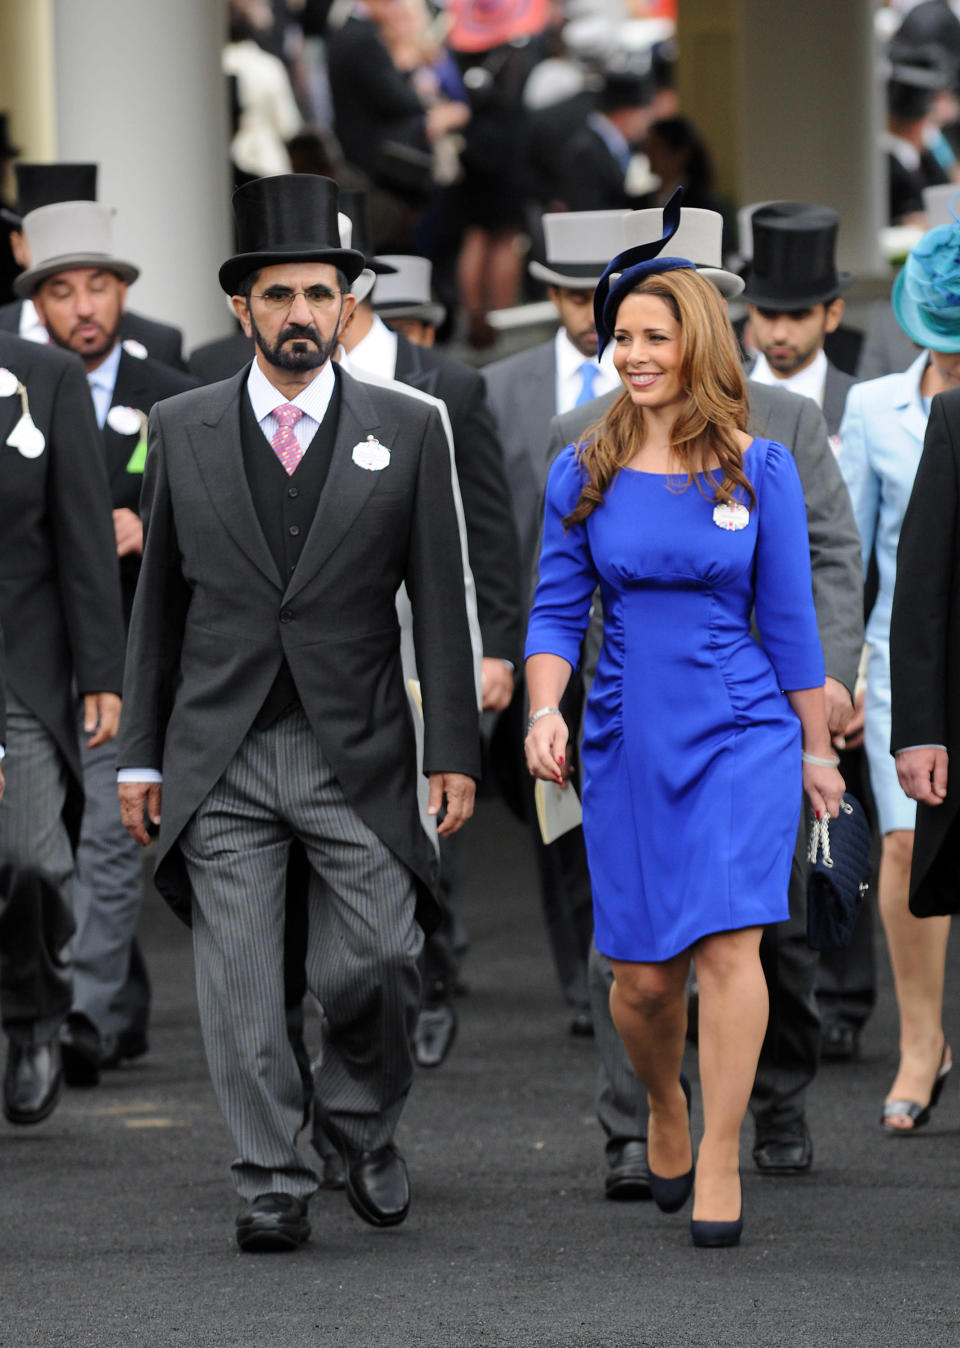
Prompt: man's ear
<box><xmin>824</xmin><ymin>297</ymin><xmax>845</xmax><ymax>334</ymax></box>
<box><xmin>337</xmin><ymin>291</ymin><xmax>357</xmax><ymax>336</ymax></box>
<box><xmin>232</xmin><ymin>294</ymin><xmax>252</xmax><ymax>337</ymax></box>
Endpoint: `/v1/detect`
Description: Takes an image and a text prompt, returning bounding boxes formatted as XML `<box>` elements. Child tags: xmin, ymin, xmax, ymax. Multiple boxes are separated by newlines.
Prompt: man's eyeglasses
<box><xmin>249</xmin><ymin>286</ymin><xmax>344</xmax><ymax>312</ymax></box>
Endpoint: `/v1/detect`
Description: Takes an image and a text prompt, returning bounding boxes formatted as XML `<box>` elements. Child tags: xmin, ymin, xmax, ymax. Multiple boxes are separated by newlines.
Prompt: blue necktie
<box><xmin>575</xmin><ymin>361</ymin><xmax>599</xmax><ymax>407</ymax></box>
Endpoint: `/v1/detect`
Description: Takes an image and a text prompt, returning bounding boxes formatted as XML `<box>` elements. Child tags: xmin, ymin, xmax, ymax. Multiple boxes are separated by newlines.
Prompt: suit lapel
<box><xmin>188</xmin><ymin>365</ymin><xmax>283</xmax><ymax>589</ymax></box>
<box><xmin>283</xmin><ymin>367</ymin><xmax>388</xmax><ymax>603</ymax></box>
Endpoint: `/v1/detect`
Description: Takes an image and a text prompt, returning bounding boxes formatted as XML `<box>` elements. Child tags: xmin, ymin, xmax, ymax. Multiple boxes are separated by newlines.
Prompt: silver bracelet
<box><xmin>527</xmin><ymin>706</ymin><xmax>562</xmax><ymax>732</ymax></box>
<box><xmin>802</xmin><ymin>751</ymin><xmax>840</xmax><ymax>768</ymax></box>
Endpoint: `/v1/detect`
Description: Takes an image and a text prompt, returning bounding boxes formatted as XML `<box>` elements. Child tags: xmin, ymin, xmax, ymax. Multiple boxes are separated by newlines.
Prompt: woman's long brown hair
<box><xmin>563</xmin><ymin>269</ymin><xmax>755</xmax><ymax>529</ymax></box>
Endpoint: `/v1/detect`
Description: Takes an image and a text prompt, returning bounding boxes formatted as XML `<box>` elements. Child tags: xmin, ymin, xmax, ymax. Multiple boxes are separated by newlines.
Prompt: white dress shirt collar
<box><xmin>343</xmin><ymin>313</ymin><xmax>398</xmax><ymax>381</ymax></box>
<box><xmin>554</xmin><ymin>327</ymin><xmax>620</xmax><ymax>415</ymax></box>
<box><xmin>750</xmin><ymin>347</ymin><xmax>828</xmax><ymax>408</ymax></box>
<box><xmin>245</xmin><ymin>354</ymin><xmax>335</xmax><ymax>425</ymax></box>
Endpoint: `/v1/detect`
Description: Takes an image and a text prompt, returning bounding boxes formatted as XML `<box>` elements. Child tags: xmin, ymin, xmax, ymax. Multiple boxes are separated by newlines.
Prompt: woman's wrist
<box><xmin>802</xmin><ymin>750</ymin><xmax>841</xmax><ymax>768</ymax></box>
<box><xmin>526</xmin><ymin>706</ymin><xmax>563</xmax><ymax>732</ymax></box>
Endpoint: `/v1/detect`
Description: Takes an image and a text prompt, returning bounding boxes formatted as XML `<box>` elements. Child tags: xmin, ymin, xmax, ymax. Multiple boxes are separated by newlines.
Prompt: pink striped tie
<box><xmin>270</xmin><ymin>403</ymin><xmax>304</xmax><ymax>475</ymax></box>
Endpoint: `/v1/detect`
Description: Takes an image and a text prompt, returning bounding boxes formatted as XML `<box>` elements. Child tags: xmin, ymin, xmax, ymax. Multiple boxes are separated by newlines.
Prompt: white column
<box><xmin>52</xmin><ymin>0</ymin><xmax>233</xmax><ymax>350</ymax></box>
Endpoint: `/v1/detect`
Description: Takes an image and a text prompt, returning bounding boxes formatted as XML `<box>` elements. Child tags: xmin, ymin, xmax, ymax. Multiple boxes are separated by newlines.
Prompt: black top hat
<box><xmin>0</xmin><ymin>114</ymin><xmax>20</xmax><ymax>161</ymax></box>
<box><xmin>337</xmin><ymin>189</ymin><xmax>396</xmax><ymax>275</ymax></box>
<box><xmin>1</xmin><ymin>161</ymin><xmax>98</xmax><ymax>229</ymax></box>
<box><xmin>741</xmin><ymin>204</ymin><xmax>853</xmax><ymax>310</ymax></box>
<box><xmin>218</xmin><ymin>174</ymin><xmax>365</xmax><ymax>295</ymax></box>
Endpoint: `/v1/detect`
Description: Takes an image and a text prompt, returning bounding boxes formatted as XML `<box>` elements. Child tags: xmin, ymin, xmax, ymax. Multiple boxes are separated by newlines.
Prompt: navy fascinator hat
<box><xmin>593</xmin><ymin>187</ymin><xmax>696</xmax><ymax>354</ymax></box>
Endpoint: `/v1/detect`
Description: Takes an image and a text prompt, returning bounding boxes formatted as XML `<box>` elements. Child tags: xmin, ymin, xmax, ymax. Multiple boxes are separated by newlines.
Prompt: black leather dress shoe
<box><xmin>820</xmin><ymin>1021</ymin><xmax>859</xmax><ymax>1062</ymax></box>
<box><xmin>60</xmin><ymin>1012</ymin><xmax>102</xmax><ymax>1087</ymax></box>
<box><xmin>753</xmin><ymin>1120</ymin><xmax>813</xmax><ymax>1175</ymax></box>
<box><xmin>3</xmin><ymin>1040</ymin><xmax>62</xmax><ymax>1125</ymax></box>
<box><xmin>413</xmin><ymin>999</ymin><xmax>457</xmax><ymax>1068</ymax></box>
<box><xmin>236</xmin><ymin>1193</ymin><xmax>310</xmax><ymax>1252</ymax></box>
<box><xmin>604</xmin><ymin>1139</ymin><xmax>652</xmax><ymax>1201</ymax></box>
<box><xmin>321</xmin><ymin>1118</ymin><xmax>411</xmax><ymax>1227</ymax></box>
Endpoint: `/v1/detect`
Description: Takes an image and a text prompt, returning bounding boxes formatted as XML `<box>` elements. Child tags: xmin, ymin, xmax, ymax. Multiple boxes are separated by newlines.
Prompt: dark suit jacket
<box><xmin>117</xmin><ymin>364</ymin><xmax>481</xmax><ymax>929</ymax></box>
<box><xmin>0</xmin><ymin>335</ymin><xmax>125</xmax><ymax>844</ymax></box>
<box><xmin>562</xmin><ymin>125</ymin><xmax>638</xmax><ymax>212</ymax></box>
<box><xmin>548</xmin><ymin>380</ymin><xmax>863</xmax><ymax>696</ymax></box>
<box><xmin>890</xmin><ymin>388</ymin><xmax>960</xmax><ymax>915</ymax></box>
<box><xmin>103</xmin><ymin>350</ymin><xmax>197</xmax><ymax>622</ymax></box>
<box><xmin>392</xmin><ymin>331</ymin><xmax>523</xmax><ymax>665</ymax></box>
<box><xmin>0</xmin><ymin>301</ymin><xmax>186</xmax><ymax>371</ymax></box>
<box><xmin>822</xmin><ymin>361</ymin><xmax>857</xmax><ymax>439</ymax></box>
<box><xmin>188</xmin><ymin>331</ymin><xmax>254</xmax><ymax>385</ymax></box>
<box><xmin>327</xmin><ymin>16</ymin><xmax>428</xmax><ymax>185</ymax></box>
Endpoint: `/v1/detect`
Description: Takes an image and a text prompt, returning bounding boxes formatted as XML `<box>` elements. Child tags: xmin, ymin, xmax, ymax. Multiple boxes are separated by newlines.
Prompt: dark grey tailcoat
<box><xmin>891</xmin><ymin>388</ymin><xmax>960</xmax><ymax>916</ymax></box>
<box><xmin>117</xmin><ymin>363</ymin><xmax>481</xmax><ymax>930</ymax></box>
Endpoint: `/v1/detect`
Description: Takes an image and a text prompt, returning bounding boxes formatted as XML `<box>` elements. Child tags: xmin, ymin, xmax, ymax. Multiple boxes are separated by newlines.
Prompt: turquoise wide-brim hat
<box><xmin>892</xmin><ymin>217</ymin><xmax>960</xmax><ymax>353</ymax></box>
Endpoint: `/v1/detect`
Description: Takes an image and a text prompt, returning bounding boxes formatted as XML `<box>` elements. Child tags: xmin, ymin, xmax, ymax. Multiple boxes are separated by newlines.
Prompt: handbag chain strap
<box><xmin>807</xmin><ymin>799</ymin><xmax>853</xmax><ymax>870</ymax></box>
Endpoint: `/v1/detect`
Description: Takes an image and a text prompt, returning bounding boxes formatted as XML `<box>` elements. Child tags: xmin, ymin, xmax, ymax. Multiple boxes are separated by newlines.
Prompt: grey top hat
<box><xmin>530</xmin><ymin>211</ymin><xmax>632</xmax><ymax>289</ymax></box>
<box><xmin>14</xmin><ymin>200</ymin><xmax>139</xmax><ymax>297</ymax></box>
<box><xmin>620</xmin><ymin>206</ymin><xmax>744</xmax><ymax>297</ymax></box>
<box><xmin>371</xmin><ymin>255</ymin><xmax>446</xmax><ymax>328</ymax></box>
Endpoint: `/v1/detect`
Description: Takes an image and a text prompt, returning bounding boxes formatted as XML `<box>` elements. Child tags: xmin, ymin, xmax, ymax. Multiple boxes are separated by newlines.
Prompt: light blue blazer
<box><xmin>838</xmin><ymin>349</ymin><xmax>929</xmax><ymax>832</ymax></box>
<box><xmin>838</xmin><ymin>350</ymin><xmax>929</xmax><ymax>651</ymax></box>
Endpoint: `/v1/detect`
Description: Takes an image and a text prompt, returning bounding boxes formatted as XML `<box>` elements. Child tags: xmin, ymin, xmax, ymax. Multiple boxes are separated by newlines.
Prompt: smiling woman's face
<box><xmin>612</xmin><ymin>292</ymin><xmax>685</xmax><ymax>412</ymax></box>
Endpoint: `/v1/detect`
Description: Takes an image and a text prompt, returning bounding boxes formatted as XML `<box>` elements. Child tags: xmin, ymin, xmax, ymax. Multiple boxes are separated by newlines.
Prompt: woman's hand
<box><xmin>524</xmin><ymin>712</ymin><xmax>569</xmax><ymax>786</ymax></box>
<box><xmin>802</xmin><ymin>760</ymin><xmax>845</xmax><ymax>820</ymax></box>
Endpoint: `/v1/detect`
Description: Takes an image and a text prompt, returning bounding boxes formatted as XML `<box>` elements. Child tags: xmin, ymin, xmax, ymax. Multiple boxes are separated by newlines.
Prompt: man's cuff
<box><xmin>894</xmin><ymin>745</ymin><xmax>947</xmax><ymax>755</ymax></box>
<box><xmin>117</xmin><ymin>768</ymin><xmax>163</xmax><ymax>782</ymax></box>
<box><xmin>0</xmin><ymin>745</ymin><xmax>4</xmax><ymax>761</ymax></box>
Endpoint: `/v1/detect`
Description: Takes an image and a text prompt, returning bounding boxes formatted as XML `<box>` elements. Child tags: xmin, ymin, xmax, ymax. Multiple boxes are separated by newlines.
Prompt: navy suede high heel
<box><xmin>690</xmin><ymin>1212</ymin><xmax>743</xmax><ymax>1248</ymax></box>
<box><xmin>648</xmin><ymin>1074</ymin><xmax>694</xmax><ymax>1214</ymax></box>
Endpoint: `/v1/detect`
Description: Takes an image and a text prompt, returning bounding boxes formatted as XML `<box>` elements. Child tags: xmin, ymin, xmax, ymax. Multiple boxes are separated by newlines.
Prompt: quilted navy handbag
<box><xmin>806</xmin><ymin>793</ymin><xmax>872</xmax><ymax>951</ymax></box>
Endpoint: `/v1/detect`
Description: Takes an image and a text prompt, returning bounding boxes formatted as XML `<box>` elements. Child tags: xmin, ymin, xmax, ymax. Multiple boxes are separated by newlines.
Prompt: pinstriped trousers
<box><xmin>179</xmin><ymin>708</ymin><xmax>422</xmax><ymax>1201</ymax></box>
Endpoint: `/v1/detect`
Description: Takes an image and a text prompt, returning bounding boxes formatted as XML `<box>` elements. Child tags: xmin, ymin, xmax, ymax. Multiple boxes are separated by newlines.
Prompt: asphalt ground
<box><xmin>3</xmin><ymin>795</ymin><xmax>960</xmax><ymax>1348</ymax></box>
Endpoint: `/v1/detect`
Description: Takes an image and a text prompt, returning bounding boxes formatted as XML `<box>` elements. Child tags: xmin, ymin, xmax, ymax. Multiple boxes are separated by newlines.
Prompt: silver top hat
<box><xmin>15</xmin><ymin>200</ymin><xmax>139</xmax><ymax>297</ymax></box>
<box><xmin>529</xmin><ymin>210</ymin><xmax>631</xmax><ymax>290</ymax></box>
<box><xmin>371</xmin><ymin>255</ymin><xmax>446</xmax><ymax>328</ymax></box>
<box><xmin>621</xmin><ymin>206</ymin><xmax>744</xmax><ymax>298</ymax></box>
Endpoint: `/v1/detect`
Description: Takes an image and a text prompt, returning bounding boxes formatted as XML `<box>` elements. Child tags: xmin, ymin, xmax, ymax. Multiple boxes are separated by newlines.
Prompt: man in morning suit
<box><xmin>0</xmin><ymin>162</ymin><xmax>186</xmax><ymax>369</ymax></box>
<box><xmin>17</xmin><ymin>199</ymin><xmax>197</xmax><ymax>1086</ymax></box>
<box><xmin>547</xmin><ymin>204</ymin><xmax>863</xmax><ymax>1190</ymax></box>
<box><xmin>116</xmin><ymin>174</ymin><xmax>480</xmax><ymax>1253</ymax></box>
<box><xmin>483</xmin><ymin>210</ymin><xmax>623</xmax><ymax>1043</ymax></box>
<box><xmin>340</xmin><ymin>207</ymin><xmax>522</xmax><ymax>1068</ymax></box>
<box><xmin>561</xmin><ymin>71</ymin><xmax>655</xmax><ymax>213</ymax></box>
<box><xmin>0</xmin><ymin>330</ymin><xmax>125</xmax><ymax>1127</ymax></box>
<box><xmin>891</xmin><ymin>386</ymin><xmax>960</xmax><ymax>918</ymax></box>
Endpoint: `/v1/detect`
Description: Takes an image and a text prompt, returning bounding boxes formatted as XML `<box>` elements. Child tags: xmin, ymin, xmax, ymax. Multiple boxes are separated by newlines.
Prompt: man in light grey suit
<box><xmin>546</xmin><ymin>204</ymin><xmax>863</xmax><ymax>1192</ymax></box>
<box><xmin>116</xmin><ymin>176</ymin><xmax>480</xmax><ymax>1253</ymax></box>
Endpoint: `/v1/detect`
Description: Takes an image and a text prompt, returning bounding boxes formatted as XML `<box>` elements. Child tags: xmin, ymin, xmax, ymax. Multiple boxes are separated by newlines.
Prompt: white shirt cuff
<box><xmin>117</xmin><ymin>768</ymin><xmax>163</xmax><ymax>782</ymax></box>
<box><xmin>0</xmin><ymin>745</ymin><xmax>4</xmax><ymax>761</ymax></box>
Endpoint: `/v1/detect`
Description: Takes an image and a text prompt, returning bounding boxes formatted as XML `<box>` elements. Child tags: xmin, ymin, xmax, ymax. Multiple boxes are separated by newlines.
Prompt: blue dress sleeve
<box><xmin>753</xmin><ymin>440</ymin><xmax>826</xmax><ymax>691</ymax></box>
<box><xmin>524</xmin><ymin>445</ymin><xmax>599</xmax><ymax>670</ymax></box>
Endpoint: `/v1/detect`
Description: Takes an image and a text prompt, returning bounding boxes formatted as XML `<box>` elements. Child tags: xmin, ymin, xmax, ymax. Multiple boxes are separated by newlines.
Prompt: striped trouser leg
<box><xmin>277</xmin><ymin>712</ymin><xmax>422</xmax><ymax>1154</ymax></box>
<box><xmin>179</xmin><ymin>728</ymin><xmax>318</xmax><ymax>1202</ymax></box>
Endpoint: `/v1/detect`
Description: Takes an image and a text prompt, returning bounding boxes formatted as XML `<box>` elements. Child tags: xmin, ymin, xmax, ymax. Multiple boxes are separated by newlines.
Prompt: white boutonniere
<box><xmin>0</xmin><ymin>365</ymin><xmax>45</xmax><ymax>459</ymax></box>
<box><xmin>351</xmin><ymin>435</ymin><xmax>391</xmax><ymax>471</ymax></box>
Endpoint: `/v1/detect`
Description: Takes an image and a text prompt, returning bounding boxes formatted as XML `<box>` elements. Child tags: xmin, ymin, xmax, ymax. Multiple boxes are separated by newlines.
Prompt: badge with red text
<box><xmin>712</xmin><ymin>501</ymin><xmax>750</xmax><ymax>532</ymax></box>
<box><xmin>351</xmin><ymin>435</ymin><xmax>390</xmax><ymax>471</ymax></box>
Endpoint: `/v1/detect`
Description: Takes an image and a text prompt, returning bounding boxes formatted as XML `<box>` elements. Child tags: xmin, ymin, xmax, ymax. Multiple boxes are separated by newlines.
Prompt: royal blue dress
<box><xmin>525</xmin><ymin>438</ymin><xmax>825</xmax><ymax>962</ymax></box>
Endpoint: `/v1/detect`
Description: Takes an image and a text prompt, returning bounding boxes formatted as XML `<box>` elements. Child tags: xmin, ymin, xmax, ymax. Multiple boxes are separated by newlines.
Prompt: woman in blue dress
<box><xmin>524</xmin><ymin>213</ymin><xmax>844</xmax><ymax>1247</ymax></box>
